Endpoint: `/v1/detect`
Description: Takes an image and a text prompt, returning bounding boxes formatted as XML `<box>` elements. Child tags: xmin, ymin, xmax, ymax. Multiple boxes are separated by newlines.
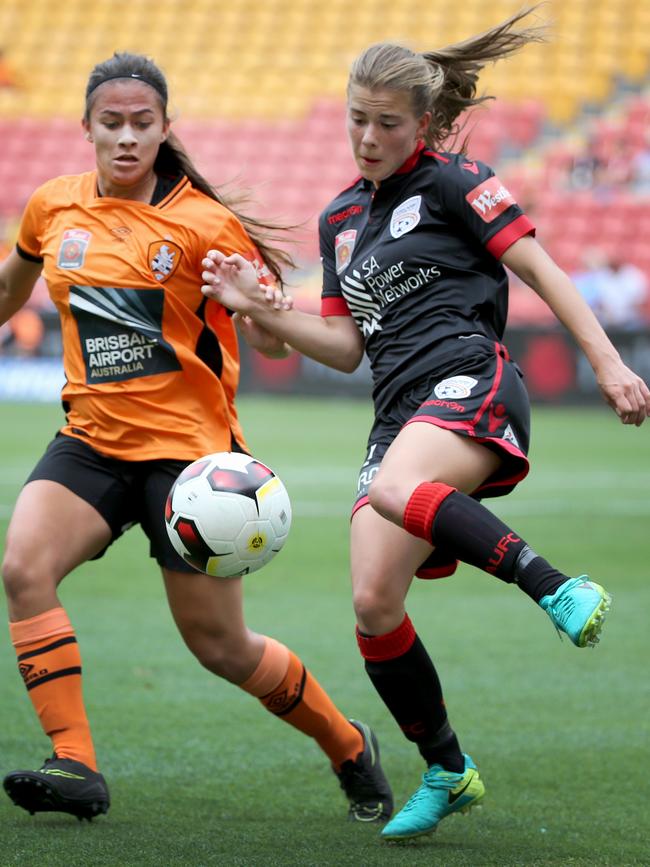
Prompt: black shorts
<box><xmin>26</xmin><ymin>433</ymin><xmax>196</xmax><ymax>571</ymax></box>
<box><xmin>353</xmin><ymin>340</ymin><xmax>531</xmax><ymax>578</ymax></box>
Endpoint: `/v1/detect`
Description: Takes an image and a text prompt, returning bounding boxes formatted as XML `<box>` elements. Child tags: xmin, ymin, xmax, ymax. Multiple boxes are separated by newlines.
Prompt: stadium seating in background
<box><xmin>0</xmin><ymin>0</ymin><xmax>649</xmax><ymax>326</ymax></box>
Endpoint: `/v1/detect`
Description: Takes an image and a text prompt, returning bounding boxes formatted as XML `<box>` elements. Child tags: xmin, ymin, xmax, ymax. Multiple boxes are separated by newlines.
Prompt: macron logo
<box><xmin>466</xmin><ymin>176</ymin><xmax>515</xmax><ymax>223</ymax></box>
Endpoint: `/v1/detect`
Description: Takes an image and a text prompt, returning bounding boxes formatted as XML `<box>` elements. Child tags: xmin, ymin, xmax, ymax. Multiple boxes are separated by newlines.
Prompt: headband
<box><xmin>86</xmin><ymin>72</ymin><xmax>167</xmax><ymax>103</ymax></box>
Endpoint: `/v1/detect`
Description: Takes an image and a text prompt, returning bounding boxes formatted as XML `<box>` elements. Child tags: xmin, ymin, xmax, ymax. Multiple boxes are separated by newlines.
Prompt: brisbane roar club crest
<box><xmin>390</xmin><ymin>195</ymin><xmax>422</xmax><ymax>239</ymax></box>
<box><xmin>58</xmin><ymin>229</ymin><xmax>91</xmax><ymax>269</ymax></box>
<box><xmin>335</xmin><ymin>229</ymin><xmax>357</xmax><ymax>274</ymax></box>
<box><xmin>149</xmin><ymin>240</ymin><xmax>182</xmax><ymax>282</ymax></box>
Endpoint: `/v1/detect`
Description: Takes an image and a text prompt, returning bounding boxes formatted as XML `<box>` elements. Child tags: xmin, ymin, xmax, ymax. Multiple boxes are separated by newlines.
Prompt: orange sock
<box><xmin>9</xmin><ymin>607</ymin><xmax>97</xmax><ymax>771</ymax></box>
<box><xmin>240</xmin><ymin>637</ymin><xmax>363</xmax><ymax>769</ymax></box>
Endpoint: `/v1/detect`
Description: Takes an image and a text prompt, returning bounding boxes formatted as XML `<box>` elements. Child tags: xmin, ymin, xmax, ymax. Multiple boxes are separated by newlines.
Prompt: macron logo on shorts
<box><xmin>466</xmin><ymin>177</ymin><xmax>515</xmax><ymax>223</ymax></box>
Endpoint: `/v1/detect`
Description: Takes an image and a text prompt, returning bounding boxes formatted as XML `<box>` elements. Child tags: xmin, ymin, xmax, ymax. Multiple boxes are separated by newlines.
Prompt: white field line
<box><xmin>291</xmin><ymin>500</ymin><xmax>650</xmax><ymax>518</ymax></box>
<box><xmin>2</xmin><ymin>466</ymin><xmax>650</xmax><ymax>488</ymax></box>
<box><xmin>4</xmin><ymin>501</ymin><xmax>647</xmax><ymax>521</ymax></box>
<box><xmin>1</xmin><ymin>466</ymin><xmax>649</xmax><ymax>520</ymax></box>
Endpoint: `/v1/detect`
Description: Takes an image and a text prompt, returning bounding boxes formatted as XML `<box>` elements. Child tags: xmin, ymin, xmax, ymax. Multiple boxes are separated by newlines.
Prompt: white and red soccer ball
<box><xmin>165</xmin><ymin>452</ymin><xmax>291</xmax><ymax>577</ymax></box>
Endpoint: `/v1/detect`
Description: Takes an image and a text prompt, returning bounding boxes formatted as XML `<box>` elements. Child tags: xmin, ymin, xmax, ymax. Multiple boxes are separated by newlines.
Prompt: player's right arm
<box><xmin>202</xmin><ymin>250</ymin><xmax>365</xmax><ymax>373</ymax></box>
<box><xmin>0</xmin><ymin>248</ymin><xmax>43</xmax><ymax>326</ymax></box>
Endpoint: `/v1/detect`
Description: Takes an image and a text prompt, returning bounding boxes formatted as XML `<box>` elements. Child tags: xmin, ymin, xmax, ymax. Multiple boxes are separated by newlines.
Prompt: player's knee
<box><xmin>1</xmin><ymin>548</ymin><xmax>47</xmax><ymax>609</ymax></box>
<box><xmin>186</xmin><ymin>631</ymin><xmax>250</xmax><ymax>683</ymax></box>
<box><xmin>367</xmin><ymin>473</ymin><xmax>410</xmax><ymax>524</ymax></box>
<box><xmin>352</xmin><ymin>583</ymin><xmax>400</xmax><ymax>636</ymax></box>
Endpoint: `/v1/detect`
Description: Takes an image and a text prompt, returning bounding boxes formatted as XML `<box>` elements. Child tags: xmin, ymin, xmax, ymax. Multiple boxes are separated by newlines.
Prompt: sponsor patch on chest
<box><xmin>335</xmin><ymin>229</ymin><xmax>357</xmax><ymax>274</ymax></box>
<box><xmin>58</xmin><ymin>229</ymin><xmax>91</xmax><ymax>269</ymax></box>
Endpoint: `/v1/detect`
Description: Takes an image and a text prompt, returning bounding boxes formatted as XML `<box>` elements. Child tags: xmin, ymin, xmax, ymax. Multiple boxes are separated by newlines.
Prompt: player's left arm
<box><xmin>502</xmin><ymin>234</ymin><xmax>650</xmax><ymax>426</ymax></box>
<box><xmin>0</xmin><ymin>248</ymin><xmax>43</xmax><ymax>326</ymax></box>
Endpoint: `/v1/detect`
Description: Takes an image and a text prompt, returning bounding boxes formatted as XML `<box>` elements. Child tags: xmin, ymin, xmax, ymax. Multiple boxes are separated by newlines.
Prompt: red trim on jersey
<box><xmin>395</xmin><ymin>141</ymin><xmax>426</xmax><ymax>174</ymax></box>
<box><xmin>404</xmin><ymin>416</ymin><xmax>530</xmax><ymax>495</ymax></box>
<box><xmin>405</xmin><ymin>415</ymin><xmax>476</xmax><ymax>433</ymax></box>
<box><xmin>471</xmin><ymin>341</ymin><xmax>504</xmax><ymax>427</ymax></box>
<box><xmin>416</xmin><ymin>560</ymin><xmax>459</xmax><ymax>580</ymax></box>
<box><xmin>486</xmin><ymin>214</ymin><xmax>535</xmax><ymax>258</ymax></box>
<box><xmin>351</xmin><ymin>495</ymin><xmax>370</xmax><ymax>516</ymax></box>
<box><xmin>473</xmin><ymin>438</ymin><xmax>530</xmax><ymax>493</ymax></box>
<box><xmin>422</xmin><ymin>150</ymin><xmax>451</xmax><ymax>163</ymax></box>
<box><xmin>356</xmin><ymin>615</ymin><xmax>416</xmax><ymax>661</ymax></box>
<box><xmin>321</xmin><ymin>296</ymin><xmax>351</xmax><ymax>317</ymax></box>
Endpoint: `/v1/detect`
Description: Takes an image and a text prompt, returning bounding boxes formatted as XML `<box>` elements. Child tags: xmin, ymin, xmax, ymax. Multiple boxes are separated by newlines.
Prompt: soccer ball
<box><xmin>165</xmin><ymin>452</ymin><xmax>292</xmax><ymax>577</ymax></box>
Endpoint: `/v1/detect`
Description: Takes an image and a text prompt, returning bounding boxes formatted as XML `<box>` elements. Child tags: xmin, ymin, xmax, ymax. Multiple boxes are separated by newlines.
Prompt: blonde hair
<box><xmin>348</xmin><ymin>5</ymin><xmax>548</xmax><ymax>151</ymax></box>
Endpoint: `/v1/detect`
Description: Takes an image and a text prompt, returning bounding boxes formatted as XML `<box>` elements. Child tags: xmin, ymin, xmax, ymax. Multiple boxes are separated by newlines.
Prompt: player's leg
<box><xmin>369</xmin><ymin>422</ymin><xmax>610</xmax><ymax>648</ymax></box>
<box><xmin>2</xmin><ymin>478</ymin><xmax>112</xmax><ymax>819</ymax></box>
<box><xmin>162</xmin><ymin>567</ymin><xmax>393</xmax><ymax>821</ymax></box>
<box><xmin>350</xmin><ymin>505</ymin><xmax>485</xmax><ymax>840</ymax></box>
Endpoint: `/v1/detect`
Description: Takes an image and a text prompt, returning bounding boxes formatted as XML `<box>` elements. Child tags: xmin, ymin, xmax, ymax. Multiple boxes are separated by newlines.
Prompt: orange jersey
<box><xmin>17</xmin><ymin>172</ymin><xmax>269</xmax><ymax>461</ymax></box>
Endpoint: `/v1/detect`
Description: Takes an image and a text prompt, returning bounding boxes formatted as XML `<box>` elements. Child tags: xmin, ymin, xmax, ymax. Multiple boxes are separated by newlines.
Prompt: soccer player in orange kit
<box><xmin>0</xmin><ymin>52</ymin><xmax>392</xmax><ymax>824</ymax></box>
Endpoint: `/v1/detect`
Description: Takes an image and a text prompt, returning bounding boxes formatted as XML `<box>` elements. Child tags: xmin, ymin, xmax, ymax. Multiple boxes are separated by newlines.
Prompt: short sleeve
<box><xmin>437</xmin><ymin>157</ymin><xmax>535</xmax><ymax>258</ymax></box>
<box><xmin>318</xmin><ymin>210</ymin><xmax>351</xmax><ymax>318</ymax></box>
<box><xmin>16</xmin><ymin>184</ymin><xmax>48</xmax><ymax>261</ymax></box>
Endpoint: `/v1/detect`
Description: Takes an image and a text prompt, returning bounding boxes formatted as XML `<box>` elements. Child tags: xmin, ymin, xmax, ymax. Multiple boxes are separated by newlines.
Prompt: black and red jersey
<box><xmin>319</xmin><ymin>142</ymin><xmax>535</xmax><ymax>414</ymax></box>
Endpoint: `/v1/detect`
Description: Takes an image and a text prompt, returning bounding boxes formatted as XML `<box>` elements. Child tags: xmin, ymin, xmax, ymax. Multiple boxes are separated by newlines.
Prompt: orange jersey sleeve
<box><xmin>17</xmin><ymin>172</ymin><xmax>272</xmax><ymax>461</ymax></box>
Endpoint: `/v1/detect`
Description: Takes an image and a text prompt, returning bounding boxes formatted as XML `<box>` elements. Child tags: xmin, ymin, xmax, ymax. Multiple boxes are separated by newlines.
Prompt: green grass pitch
<box><xmin>0</xmin><ymin>397</ymin><xmax>648</xmax><ymax>866</ymax></box>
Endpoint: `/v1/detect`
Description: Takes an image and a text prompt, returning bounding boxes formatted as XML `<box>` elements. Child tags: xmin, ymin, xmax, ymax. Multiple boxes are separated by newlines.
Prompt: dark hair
<box><xmin>348</xmin><ymin>5</ymin><xmax>548</xmax><ymax>152</ymax></box>
<box><xmin>85</xmin><ymin>52</ymin><xmax>294</xmax><ymax>286</ymax></box>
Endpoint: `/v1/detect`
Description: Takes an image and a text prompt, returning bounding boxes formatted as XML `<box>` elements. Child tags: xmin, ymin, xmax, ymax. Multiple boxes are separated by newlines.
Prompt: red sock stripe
<box><xmin>403</xmin><ymin>482</ymin><xmax>456</xmax><ymax>541</ymax></box>
<box><xmin>356</xmin><ymin>615</ymin><xmax>416</xmax><ymax>662</ymax></box>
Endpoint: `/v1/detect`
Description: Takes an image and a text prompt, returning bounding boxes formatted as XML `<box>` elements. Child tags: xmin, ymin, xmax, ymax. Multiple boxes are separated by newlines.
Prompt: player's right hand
<box><xmin>201</xmin><ymin>250</ymin><xmax>292</xmax><ymax>314</ymax></box>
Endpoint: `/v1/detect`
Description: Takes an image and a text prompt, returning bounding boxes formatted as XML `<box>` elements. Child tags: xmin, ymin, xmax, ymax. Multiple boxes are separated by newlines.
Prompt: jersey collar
<box><xmin>361</xmin><ymin>141</ymin><xmax>426</xmax><ymax>190</ymax></box>
<box><xmin>395</xmin><ymin>140</ymin><xmax>426</xmax><ymax>175</ymax></box>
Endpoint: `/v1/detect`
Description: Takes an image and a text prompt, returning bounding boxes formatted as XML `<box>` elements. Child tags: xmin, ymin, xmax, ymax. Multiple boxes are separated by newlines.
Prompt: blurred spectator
<box><xmin>631</xmin><ymin>137</ymin><xmax>650</xmax><ymax>194</ymax></box>
<box><xmin>1</xmin><ymin>308</ymin><xmax>45</xmax><ymax>356</ymax></box>
<box><xmin>0</xmin><ymin>48</ymin><xmax>20</xmax><ymax>89</ymax></box>
<box><xmin>572</xmin><ymin>247</ymin><xmax>610</xmax><ymax>313</ymax></box>
<box><xmin>0</xmin><ymin>219</ymin><xmax>50</xmax><ymax>356</ymax></box>
<box><xmin>598</xmin><ymin>138</ymin><xmax>634</xmax><ymax>191</ymax></box>
<box><xmin>572</xmin><ymin>249</ymin><xmax>648</xmax><ymax>328</ymax></box>
<box><xmin>599</xmin><ymin>257</ymin><xmax>649</xmax><ymax>328</ymax></box>
<box><xmin>568</xmin><ymin>137</ymin><xmax>604</xmax><ymax>191</ymax></box>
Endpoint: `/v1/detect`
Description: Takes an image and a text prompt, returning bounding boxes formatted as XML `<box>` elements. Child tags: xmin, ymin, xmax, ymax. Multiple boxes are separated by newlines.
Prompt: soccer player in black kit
<box><xmin>201</xmin><ymin>7</ymin><xmax>650</xmax><ymax>842</ymax></box>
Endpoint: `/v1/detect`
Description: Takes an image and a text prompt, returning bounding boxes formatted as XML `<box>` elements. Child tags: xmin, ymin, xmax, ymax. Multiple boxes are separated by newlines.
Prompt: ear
<box><xmin>416</xmin><ymin>111</ymin><xmax>432</xmax><ymax>142</ymax></box>
<box><xmin>161</xmin><ymin>119</ymin><xmax>171</xmax><ymax>143</ymax></box>
<box><xmin>82</xmin><ymin>119</ymin><xmax>93</xmax><ymax>143</ymax></box>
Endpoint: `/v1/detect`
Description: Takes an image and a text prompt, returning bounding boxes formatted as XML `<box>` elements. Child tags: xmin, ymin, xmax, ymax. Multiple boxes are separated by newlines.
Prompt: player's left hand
<box><xmin>233</xmin><ymin>313</ymin><xmax>292</xmax><ymax>358</ymax></box>
<box><xmin>258</xmin><ymin>283</ymin><xmax>294</xmax><ymax>311</ymax></box>
<box><xmin>201</xmin><ymin>250</ymin><xmax>292</xmax><ymax>313</ymax></box>
<box><xmin>596</xmin><ymin>360</ymin><xmax>650</xmax><ymax>426</ymax></box>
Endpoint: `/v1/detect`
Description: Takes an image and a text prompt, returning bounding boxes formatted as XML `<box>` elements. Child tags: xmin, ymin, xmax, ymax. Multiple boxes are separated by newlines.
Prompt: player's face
<box><xmin>346</xmin><ymin>85</ymin><xmax>431</xmax><ymax>186</ymax></box>
<box><xmin>83</xmin><ymin>80</ymin><xmax>170</xmax><ymax>198</ymax></box>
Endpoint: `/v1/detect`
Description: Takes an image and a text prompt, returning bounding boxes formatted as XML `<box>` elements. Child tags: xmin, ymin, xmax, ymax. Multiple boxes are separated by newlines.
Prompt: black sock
<box><xmin>430</xmin><ymin>491</ymin><xmax>568</xmax><ymax>599</ymax></box>
<box><xmin>512</xmin><ymin>544</ymin><xmax>568</xmax><ymax>602</ymax></box>
<box><xmin>362</xmin><ymin>633</ymin><xmax>464</xmax><ymax>772</ymax></box>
